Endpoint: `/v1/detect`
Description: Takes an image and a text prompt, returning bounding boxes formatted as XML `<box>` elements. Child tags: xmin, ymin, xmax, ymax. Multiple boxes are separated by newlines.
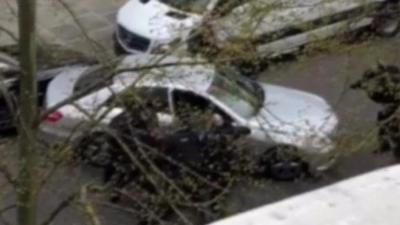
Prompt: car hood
<box><xmin>249</xmin><ymin>84</ymin><xmax>338</xmax><ymax>140</ymax></box>
<box><xmin>117</xmin><ymin>0</ymin><xmax>203</xmax><ymax>41</ymax></box>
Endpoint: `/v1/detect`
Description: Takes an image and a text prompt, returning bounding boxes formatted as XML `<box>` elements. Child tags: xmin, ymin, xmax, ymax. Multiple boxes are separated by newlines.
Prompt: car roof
<box><xmin>45</xmin><ymin>54</ymin><xmax>217</xmax><ymax>109</ymax></box>
<box><xmin>114</xmin><ymin>54</ymin><xmax>216</xmax><ymax>94</ymax></box>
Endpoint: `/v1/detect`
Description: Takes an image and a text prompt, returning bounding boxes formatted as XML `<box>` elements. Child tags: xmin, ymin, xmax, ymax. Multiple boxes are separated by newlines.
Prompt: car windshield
<box><xmin>207</xmin><ymin>72</ymin><xmax>264</xmax><ymax>118</ymax></box>
<box><xmin>159</xmin><ymin>0</ymin><xmax>211</xmax><ymax>14</ymax></box>
<box><xmin>74</xmin><ymin>65</ymin><xmax>112</xmax><ymax>93</ymax></box>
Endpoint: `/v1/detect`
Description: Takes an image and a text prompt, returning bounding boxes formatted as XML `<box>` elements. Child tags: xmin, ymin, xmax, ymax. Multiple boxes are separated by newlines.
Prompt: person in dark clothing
<box><xmin>82</xmin><ymin>90</ymin><xmax>250</xmax><ymax>206</ymax></box>
<box><xmin>376</xmin><ymin>104</ymin><xmax>400</xmax><ymax>157</ymax></box>
<box><xmin>103</xmin><ymin>97</ymin><xmax>161</xmax><ymax>188</ymax></box>
<box><xmin>159</xmin><ymin>111</ymin><xmax>250</xmax><ymax>203</ymax></box>
<box><xmin>351</xmin><ymin>63</ymin><xmax>400</xmax><ymax>158</ymax></box>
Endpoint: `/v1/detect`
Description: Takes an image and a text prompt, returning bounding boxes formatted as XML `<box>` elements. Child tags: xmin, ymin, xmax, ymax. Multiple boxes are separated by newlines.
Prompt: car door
<box><xmin>105</xmin><ymin>86</ymin><xmax>174</xmax><ymax>127</ymax></box>
<box><xmin>171</xmin><ymin>89</ymin><xmax>235</xmax><ymax>130</ymax></box>
<box><xmin>170</xmin><ymin>89</ymin><xmax>267</xmax><ymax>157</ymax></box>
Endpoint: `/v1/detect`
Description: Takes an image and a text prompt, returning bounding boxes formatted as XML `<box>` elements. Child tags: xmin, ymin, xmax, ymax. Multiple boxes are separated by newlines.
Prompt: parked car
<box><xmin>0</xmin><ymin>48</ymin><xmax>96</xmax><ymax>131</ymax></box>
<box><xmin>0</xmin><ymin>69</ymin><xmax>68</xmax><ymax>131</ymax></box>
<box><xmin>114</xmin><ymin>0</ymin><xmax>400</xmax><ymax>58</ymax></box>
<box><xmin>39</xmin><ymin>54</ymin><xmax>338</xmax><ymax>180</ymax></box>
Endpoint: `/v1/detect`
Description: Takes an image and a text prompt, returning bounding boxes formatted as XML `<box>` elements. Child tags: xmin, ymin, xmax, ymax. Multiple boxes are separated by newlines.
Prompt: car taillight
<box><xmin>45</xmin><ymin>111</ymin><xmax>63</xmax><ymax>123</ymax></box>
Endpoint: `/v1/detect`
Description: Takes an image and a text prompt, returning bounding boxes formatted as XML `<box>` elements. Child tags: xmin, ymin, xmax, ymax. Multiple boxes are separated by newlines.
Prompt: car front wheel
<box><xmin>259</xmin><ymin>146</ymin><xmax>308</xmax><ymax>181</ymax></box>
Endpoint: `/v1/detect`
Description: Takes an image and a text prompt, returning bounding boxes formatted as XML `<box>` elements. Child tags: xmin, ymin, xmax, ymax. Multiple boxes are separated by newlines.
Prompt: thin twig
<box><xmin>38</xmin><ymin>59</ymin><xmax>211</xmax><ymax>123</ymax></box>
<box><xmin>0</xmin><ymin>26</ymin><xmax>18</xmax><ymax>42</ymax></box>
<box><xmin>54</xmin><ymin>0</ymin><xmax>111</xmax><ymax>63</ymax></box>
<box><xmin>3</xmin><ymin>0</ymin><xmax>17</xmax><ymax>17</ymax></box>
<box><xmin>40</xmin><ymin>192</ymin><xmax>77</xmax><ymax>225</ymax></box>
<box><xmin>0</xmin><ymin>204</ymin><xmax>15</xmax><ymax>215</ymax></box>
<box><xmin>0</xmin><ymin>161</ymin><xmax>15</xmax><ymax>187</ymax></box>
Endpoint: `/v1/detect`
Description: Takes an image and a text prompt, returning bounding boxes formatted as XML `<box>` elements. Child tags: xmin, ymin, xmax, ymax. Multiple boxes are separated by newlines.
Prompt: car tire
<box><xmin>259</xmin><ymin>146</ymin><xmax>307</xmax><ymax>181</ymax></box>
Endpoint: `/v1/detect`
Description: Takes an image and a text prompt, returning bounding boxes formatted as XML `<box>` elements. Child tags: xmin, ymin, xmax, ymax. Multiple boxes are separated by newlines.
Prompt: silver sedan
<box><xmin>39</xmin><ymin>54</ymin><xmax>338</xmax><ymax>179</ymax></box>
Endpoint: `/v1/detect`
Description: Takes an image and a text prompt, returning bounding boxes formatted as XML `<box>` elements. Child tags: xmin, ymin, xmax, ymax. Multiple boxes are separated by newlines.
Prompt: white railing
<box><xmin>209</xmin><ymin>164</ymin><xmax>400</xmax><ymax>225</ymax></box>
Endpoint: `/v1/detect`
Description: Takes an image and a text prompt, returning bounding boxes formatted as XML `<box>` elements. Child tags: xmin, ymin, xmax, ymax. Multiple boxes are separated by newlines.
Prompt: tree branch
<box><xmin>0</xmin><ymin>26</ymin><xmax>18</xmax><ymax>43</ymax></box>
<box><xmin>0</xmin><ymin>204</ymin><xmax>16</xmax><ymax>215</ymax></box>
<box><xmin>0</xmin><ymin>161</ymin><xmax>16</xmax><ymax>187</ymax></box>
<box><xmin>40</xmin><ymin>192</ymin><xmax>77</xmax><ymax>225</ymax></box>
<box><xmin>80</xmin><ymin>185</ymin><xmax>101</xmax><ymax>225</ymax></box>
<box><xmin>38</xmin><ymin>60</ymin><xmax>211</xmax><ymax>124</ymax></box>
<box><xmin>54</xmin><ymin>0</ymin><xmax>112</xmax><ymax>64</ymax></box>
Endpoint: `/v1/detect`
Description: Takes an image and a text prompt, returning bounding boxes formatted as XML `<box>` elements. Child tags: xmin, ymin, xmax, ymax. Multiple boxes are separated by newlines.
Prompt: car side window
<box><xmin>172</xmin><ymin>89</ymin><xmax>232</xmax><ymax>128</ymax></box>
<box><xmin>73</xmin><ymin>66</ymin><xmax>112</xmax><ymax>94</ymax></box>
<box><xmin>173</xmin><ymin>89</ymin><xmax>209</xmax><ymax>111</ymax></box>
<box><xmin>108</xmin><ymin>87</ymin><xmax>171</xmax><ymax>114</ymax></box>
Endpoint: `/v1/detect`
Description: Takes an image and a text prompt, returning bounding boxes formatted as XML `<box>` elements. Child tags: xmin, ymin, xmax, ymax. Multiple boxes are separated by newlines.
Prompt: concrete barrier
<box><xmin>209</xmin><ymin>164</ymin><xmax>400</xmax><ymax>225</ymax></box>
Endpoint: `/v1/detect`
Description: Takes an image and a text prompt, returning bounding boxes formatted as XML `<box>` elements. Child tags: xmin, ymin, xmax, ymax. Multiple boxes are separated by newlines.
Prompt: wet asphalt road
<box><xmin>1</xmin><ymin>36</ymin><xmax>400</xmax><ymax>225</ymax></box>
<box><xmin>226</xmin><ymin>36</ymin><xmax>400</xmax><ymax>213</ymax></box>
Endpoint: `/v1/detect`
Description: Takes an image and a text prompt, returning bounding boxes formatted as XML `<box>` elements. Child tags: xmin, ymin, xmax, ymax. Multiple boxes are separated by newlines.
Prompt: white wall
<box><xmin>209</xmin><ymin>165</ymin><xmax>400</xmax><ymax>225</ymax></box>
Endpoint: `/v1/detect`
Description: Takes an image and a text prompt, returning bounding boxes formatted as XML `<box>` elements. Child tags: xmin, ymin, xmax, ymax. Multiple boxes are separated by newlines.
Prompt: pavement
<box><xmin>1</xmin><ymin>0</ymin><xmax>400</xmax><ymax>224</ymax></box>
<box><xmin>0</xmin><ymin>0</ymin><xmax>124</xmax><ymax>53</ymax></box>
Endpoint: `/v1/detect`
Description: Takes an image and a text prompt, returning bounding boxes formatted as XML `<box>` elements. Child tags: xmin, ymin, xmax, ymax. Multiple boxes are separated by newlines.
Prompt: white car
<box><xmin>114</xmin><ymin>0</ymin><xmax>400</xmax><ymax>57</ymax></box>
<box><xmin>39</xmin><ymin>54</ymin><xmax>338</xmax><ymax>179</ymax></box>
<box><xmin>0</xmin><ymin>52</ymin><xmax>71</xmax><ymax>131</ymax></box>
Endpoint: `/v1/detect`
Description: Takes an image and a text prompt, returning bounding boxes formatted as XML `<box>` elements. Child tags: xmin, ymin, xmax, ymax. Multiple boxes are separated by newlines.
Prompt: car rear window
<box><xmin>73</xmin><ymin>66</ymin><xmax>112</xmax><ymax>93</ymax></box>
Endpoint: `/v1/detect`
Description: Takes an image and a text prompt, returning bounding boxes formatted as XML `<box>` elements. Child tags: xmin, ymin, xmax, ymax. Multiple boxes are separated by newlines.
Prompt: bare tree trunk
<box><xmin>17</xmin><ymin>0</ymin><xmax>38</xmax><ymax>224</ymax></box>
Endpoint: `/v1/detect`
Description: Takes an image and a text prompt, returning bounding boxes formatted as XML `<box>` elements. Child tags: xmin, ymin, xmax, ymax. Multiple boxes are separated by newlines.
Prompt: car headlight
<box><xmin>302</xmin><ymin>135</ymin><xmax>334</xmax><ymax>153</ymax></box>
<box><xmin>313</xmin><ymin>135</ymin><xmax>333</xmax><ymax>149</ymax></box>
